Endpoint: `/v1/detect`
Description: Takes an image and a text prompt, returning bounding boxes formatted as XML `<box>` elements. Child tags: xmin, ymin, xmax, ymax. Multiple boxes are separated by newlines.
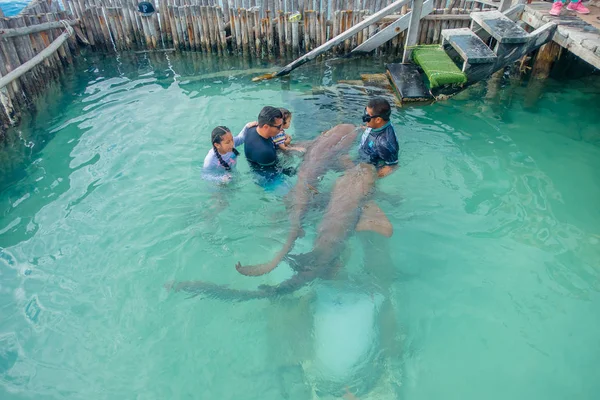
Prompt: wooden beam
<box><xmin>353</xmin><ymin>0</ymin><xmax>433</xmax><ymax>53</ymax></box>
<box><xmin>403</xmin><ymin>0</ymin><xmax>425</xmax><ymax>63</ymax></box>
<box><xmin>0</xmin><ymin>19</ymin><xmax>79</xmax><ymax>38</ymax></box>
<box><xmin>0</xmin><ymin>29</ymin><xmax>72</xmax><ymax>89</ymax></box>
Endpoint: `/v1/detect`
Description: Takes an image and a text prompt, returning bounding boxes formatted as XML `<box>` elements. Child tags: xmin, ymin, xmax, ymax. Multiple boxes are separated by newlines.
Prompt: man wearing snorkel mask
<box><xmin>358</xmin><ymin>97</ymin><xmax>399</xmax><ymax>178</ymax></box>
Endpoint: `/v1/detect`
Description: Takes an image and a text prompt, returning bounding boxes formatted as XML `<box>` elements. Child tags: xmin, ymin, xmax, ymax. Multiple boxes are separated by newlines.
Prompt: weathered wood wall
<box><xmin>66</xmin><ymin>0</ymin><xmax>496</xmax><ymax>56</ymax></box>
<box><xmin>0</xmin><ymin>0</ymin><xmax>79</xmax><ymax>132</ymax></box>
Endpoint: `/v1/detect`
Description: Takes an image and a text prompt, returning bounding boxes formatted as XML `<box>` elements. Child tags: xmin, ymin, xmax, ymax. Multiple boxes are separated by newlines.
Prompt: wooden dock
<box><xmin>522</xmin><ymin>1</ymin><xmax>600</xmax><ymax>69</ymax></box>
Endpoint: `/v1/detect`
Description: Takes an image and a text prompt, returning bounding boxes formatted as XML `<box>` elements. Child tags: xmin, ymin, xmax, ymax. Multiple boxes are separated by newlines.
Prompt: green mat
<box><xmin>412</xmin><ymin>45</ymin><xmax>467</xmax><ymax>89</ymax></box>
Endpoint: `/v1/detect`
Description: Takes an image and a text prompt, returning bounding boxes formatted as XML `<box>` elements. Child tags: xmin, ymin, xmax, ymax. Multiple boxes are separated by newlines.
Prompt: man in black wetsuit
<box><xmin>243</xmin><ymin>106</ymin><xmax>286</xmax><ymax>181</ymax></box>
<box><xmin>358</xmin><ymin>97</ymin><xmax>399</xmax><ymax>178</ymax></box>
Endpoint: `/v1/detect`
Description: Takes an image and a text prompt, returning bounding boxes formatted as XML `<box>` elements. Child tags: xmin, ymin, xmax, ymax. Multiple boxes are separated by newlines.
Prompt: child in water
<box><xmin>203</xmin><ymin>121</ymin><xmax>257</xmax><ymax>182</ymax></box>
<box><xmin>272</xmin><ymin>108</ymin><xmax>305</xmax><ymax>153</ymax></box>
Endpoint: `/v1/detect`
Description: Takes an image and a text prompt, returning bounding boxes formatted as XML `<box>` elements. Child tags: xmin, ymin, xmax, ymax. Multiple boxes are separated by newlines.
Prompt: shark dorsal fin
<box><xmin>355</xmin><ymin>201</ymin><xmax>393</xmax><ymax>237</ymax></box>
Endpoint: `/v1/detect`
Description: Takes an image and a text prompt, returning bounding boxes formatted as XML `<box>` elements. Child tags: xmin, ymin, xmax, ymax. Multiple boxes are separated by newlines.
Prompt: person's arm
<box><xmin>377</xmin><ymin>165</ymin><xmax>398</xmax><ymax>178</ymax></box>
<box><xmin>284</xmin><ymin>134</ymin><xmax>292</xmax><ymax>146</ymax></box>
<box><xmin>234</xmin><ymin>121</ymin><xmax>258</xmax><ymax>146</ymax></box>
<box><xmin>282</xmin><ymin>145</ymin><xmax>306</xmax><ymax>153</ymax></box>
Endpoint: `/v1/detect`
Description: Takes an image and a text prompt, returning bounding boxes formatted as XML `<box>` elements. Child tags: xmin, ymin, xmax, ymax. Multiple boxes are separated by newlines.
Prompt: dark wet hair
<box><xmin>367</xmin><ymin>97</ymin><xmax>391</xmax><ymax>121</ymax></box>
<box><xmin>280</xmin><ymin>108</ymin><xmax>292</xmax><ymax>125</ymax></box>
<box><xmin>258</xmin><ymin>106</ymin><xmax>283</xmax><ymax>128</ymax></box>
<box><xmin>211</xmin><ymin>126</ymin><xmax>239</xmax><ymax>171</ymax></box>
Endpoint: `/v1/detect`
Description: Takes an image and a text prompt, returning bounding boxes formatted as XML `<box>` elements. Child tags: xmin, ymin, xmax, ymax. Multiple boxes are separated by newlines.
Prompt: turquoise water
<box><xmin>0</xmin><ymin>0</ymin><xmax>29</xmax><ymax>16</ymax></box>
<box><xmin>1</xmin><ymin>52</ymin><xmax>600</xmax><ymax>399</ymax></box>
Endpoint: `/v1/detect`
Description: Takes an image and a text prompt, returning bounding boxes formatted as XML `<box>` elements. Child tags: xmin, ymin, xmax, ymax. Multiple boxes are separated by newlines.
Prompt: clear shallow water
<box><xmin>1</xmin><ymin>52</ymin><xmax>599</xmax><ymax>399</ymax></box>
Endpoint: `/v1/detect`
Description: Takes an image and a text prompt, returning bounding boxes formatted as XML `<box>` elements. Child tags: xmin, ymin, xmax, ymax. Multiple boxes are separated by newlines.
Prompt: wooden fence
<box><xmin>1</xmin><ymin>0</ymin><xmax>500</xmax><ymax>132</ymax></box>
<box><xmin>0</xmin><ymin>0</ymin><xmax>78</xmax><ymax>130</ymax></box>
<box><xmin>65</xmin><ymin>0</ymin><xmax>496</xmax><ymax>55</ymax></box>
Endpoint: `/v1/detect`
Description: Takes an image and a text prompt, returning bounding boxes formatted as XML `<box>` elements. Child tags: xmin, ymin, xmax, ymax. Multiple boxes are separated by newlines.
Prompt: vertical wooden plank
<box><xmin>177</xmin><ymin>4</ymin><xmax>189</xmax><ymax>50</ymax></box>
<box><xmin>213</xmin><ymin>6</ymin><xmax>224</xmax><ymax>55</ymax></box>
<box><xmin>232</xmin><ymin>7</ymin><xmax>242</xmax><ymax>53</ymax></box>
<box><xmin>109</xmin><ymin>6</ymin><xmax>124</xmax><ymax>51</ymax></box>
<box><xmin>302</xmin><ymin>9</ymin><xmax>309</xmax><ymax>52</ymax></box>
<box><xmin>122</xmin><ymin>0</ymin><xmax>138</xmax><ymax>49</ymax></box>
<box><xmin>192</xmin><ymin>5</ymin><xmax>203</xmax><ymax>52</ymax></box>
<box><xmin>199</xmin><ymin>5</ymin><xmax>210</xmax><ymax>52</ymax></box>
<box><xmin>116</xmin><ymin>4</ymin><xmax>131</xmax><ymax>50</ymax></box>
<box><xmin>227</xmin><ymin>6</ymin><xmax>236</xmax><ymax>54</ymax></box>
<box><xmin>7</xmin><ymin>17</ymin><xmax>39</xmax><ymax>98</ymax></box>
<box><xmin>252</xmin><ymin>8</ymin><xmax>261</xmax><ymax>57</ymax></box>
<box><xmin>239</xmin><ymin>7</ymin><xmax>248</xmax><ymax>55</ymax></box>
<box><xmin>116</xmin><ymin>2</ymin><xmax>132</xmax><ymax>50</ymax></box>
<box><xmin>283</xmin><ymin>12</ymin><xmax>289</xmax><ymax>54</ymax></box>
<box><xmin>168</xmin><ymin>2</ymin><xmax>180</xmax><ymax>50</ymax></box>
<box><xmin>38</xmin><ymin>13</ymin><xmax>61</xmax><ymax>68</ymax></box>
<box><xmin>196</xmin><ymin>4</ymin><xmax>207</xmax><ymax>51</ymax></box>
<box><xmin>89</xmin><ymin>0</ymin><xmax>107</xmax><ymax>50</ymax></box>
<box><xmin>114</xmin><ymin>8</ymin><xmax>127</xmax><ymax>49</ymax></box>
<box><xmin>183</xmin><ymin>5</ymin><xmax>195</xmax><ymax>50</ymax></box>
<box><xmin>56</xmin><ymin>11</ymin><xmax>78</xmax><ymax>59</ymax></box>
<box><xmin>139</xmin><ymin>4</ymin><xmax>154</xmax><ymax>49</ymax></box>
<box><xmin>246</xmin><ymin>7</ymin><xmax>256</xmax><ymax>56</ymax></box>
<box><xmin>0</xmin><ymin>20</ymin><xmax>26</xmax><ymax>109</ymax></box>
<box><xmin>223</xmin><ymin>0</ymin><xmax>230</xmax><ymax>21</ymax></box>
<box><xmin>266</xmin><ymin>10</ymin><xmax>274</xmax><ymax>56</ymax></box>
<box><xmin>157</xmin><ymin>0</ymin><xmax>171</xmax><ymax>47</ymax></box>
<box><xmin>74</xmin><ymin>0</ymin><xmax>95</xmax><ymax>46</ymax></box>
<box><xmin>277</xmin><ymin>11</ymin><xmax>284</xmax><ymax>56</ymax></box>
<box><xmin>170</xmin><ymin>0</ymin><xmax>182</xmax><ymax>50</ymax></box>
<box><xmin>425</xmin><ymin>4</ymin><xmax>435</xmax><ymax>44</ymax></box>
<box><xmin>207</xmin><ymin>5</ymin><xmax>218</xmax><ymax>53</ymax></box>
<box><xmin>343</xmin><ymin>10</ymin><xmax>352</xmax><ymax>53</ymax></box>
<box><xmin>96</xmin><ymin>0</ymin><xmax>114</xmax><ymax>50</ymax></box>
<box><xmin>402</xmin><ymin>0</ymin><xmax>424</xmax><ymax>62</ymax></box>
<box><xmin>309</xmin><ymin>10</ymin><xmax>316</xmax><ymax>50</ymax></box>
<box><xmin>290</xmin><ymin>17</ymin><xmax>299</xmax><ymax>55</ymax></box>
<box><xmin>218</xmin><ymin>7</ymin><xmax>228</xmax><ymax>54</ymax></box>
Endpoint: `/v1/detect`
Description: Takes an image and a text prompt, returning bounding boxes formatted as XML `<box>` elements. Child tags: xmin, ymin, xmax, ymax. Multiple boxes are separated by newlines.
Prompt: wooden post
<box><xmin>252</xmin><ymin>8</ymin><xmax>261</xmax><ymax>57</ymax></box>
<box><xmin>240</xmin><ymin>8</ymin><xmax>249</xmax><ymax>55</ymax></box>
<box><xmin>200</xmin><ymin>5</ymin><xmax>212</xmax><ymax>53</ymax></box>
<box><xmin>291</xmin><ymin>18</ymin><xmax>299</xmax><ymax>55</ymax></box>
<box><xmin>266</xmin><ymin>11</ymin><xmax>274</xmax><ymax>56</ymax></box>
<box><xmin>333</xmin><ymin>9</ymin><xmax>341</xmax><ymax>54</ymax></box>
<box><xmin>277</xmin><ymin>11</ymin><xmax>284</xmax><ymax>56</ymax></box>
<box><xmin>530</xmin><ymin>41</ymin><xmax>561</xmax><ymax>80</ymax></box>
<box><xmin>232</xmin><ymin>8</ymin><xmax>242</xmax><ymax>53</ymax></box>
<box><xmin>320</xmin><ymin>11</ymin><xmax>327</xmax><ymax>45</ymax></box>
<box><xmin>303</xmin><ymin>9</ymin><xmax>310</xmax><ymax>52</ymax></box>
<box><xmin>191</xmin><ymin>5</ymin><xmax>202</xmax><ymax>52</ymax></box>
<box><xmin>39</xmin><ymin>13</ymin><xmax>61</xmax><ymax>69</ymax></box>
<box><xmin>166</xmin><ymin>3</ymin><xmax>178</xmax><ymax>50</ymax></box>
<box><xmin>218</xmin><ymin>7</ymin><xmax>228</xmax><ymax>55</ymax></box>
<box><xmin>284</xmin><ymin>12</ymin><xmax>291</xmax><ymax>55</ymax></box>
<box><xmin>402</xmin><ymin>0</ymin><xmax>424</xmax><ymax>63</ymax></box>
<box><xmin>7</xmin><ymin>17</ymin><xmax>39</xmax><ymax>98</ymax></box>
<box><xmin>245</xmin><ymin>7</ymin><xmax>255</xmax><ymax>55</ymax></box>
<box><xmin>183</xmin><ymin>5</ymin><xmax>195</xmax><ymax>51</ymax></box>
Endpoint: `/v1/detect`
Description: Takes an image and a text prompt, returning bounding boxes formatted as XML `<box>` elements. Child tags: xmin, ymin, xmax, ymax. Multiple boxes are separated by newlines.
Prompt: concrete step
<box><xmin>471</xmin><ymin>10</ymin><xmax>530</xmax><ymax>44</ymax></box>
<box><xmin>441</xmin><ymin>28</ymin><xmax>498</xmax><ymax>64</ymax></box>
